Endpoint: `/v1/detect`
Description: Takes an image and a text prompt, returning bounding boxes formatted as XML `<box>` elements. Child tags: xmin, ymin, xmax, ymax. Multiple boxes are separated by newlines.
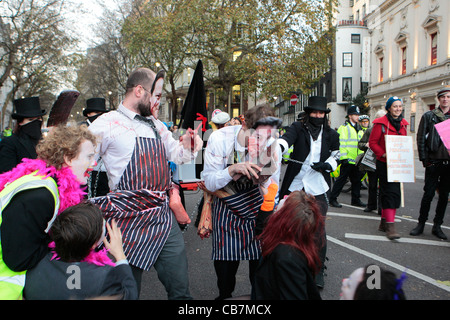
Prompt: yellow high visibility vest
<box><xmin>337</xmin><ymin>122</ymin><xmax>363</xmax><ymax>164</ymax></box>
<box><xmin>0</xmin><ymin>172</ymin><xmax>59</xmax><ymax>300</ymax></box>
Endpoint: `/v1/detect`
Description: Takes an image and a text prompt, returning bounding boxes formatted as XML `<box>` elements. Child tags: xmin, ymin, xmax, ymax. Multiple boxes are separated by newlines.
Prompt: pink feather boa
<box><xmin>0</xmin><ymin>158</ymin><xmax>115</xmax><ymax>267</ymax></box>
<box><xmin>0</xmin><ymin>158</ymin><xmax>85</xmax><ymax>212</ymax></box>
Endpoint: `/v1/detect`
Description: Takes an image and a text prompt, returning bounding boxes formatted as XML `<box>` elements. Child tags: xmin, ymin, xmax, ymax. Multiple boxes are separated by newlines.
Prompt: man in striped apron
<box><xmin>203</xmin><ymin>105</ymin><xmax>282</xmax><ymax>300</ymax></box>
<box><xmin>89</xmin><ymin>68</ymin><xmax>202</xmax><ymax>299</ymax></box>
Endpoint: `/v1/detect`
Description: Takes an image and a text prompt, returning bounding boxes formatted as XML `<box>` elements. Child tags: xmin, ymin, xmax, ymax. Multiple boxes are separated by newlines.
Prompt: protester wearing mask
<box><xmin>82</xmin><ymin>98</ymin><xmax>110</xmax><ymax>125</ymax></box>
<box><xmin>81</xmin><ymin>98</ymin><xmax>110</xmax><ymax>197</ymax></box>
<box><xmin>278</xmin><ymin>96</ymin><xmax>340</xmax><ymax>288</ymax></box>
<box><xmin>0</xmin><ymin>97</ymin><xmax>46</xmax><ymax>174</ymax></box>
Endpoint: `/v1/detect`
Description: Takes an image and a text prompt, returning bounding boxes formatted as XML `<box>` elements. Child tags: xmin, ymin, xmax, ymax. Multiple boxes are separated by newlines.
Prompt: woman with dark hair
<box><xmin>24</xmin><ymin>202</ymin><xmax>138</xmax><ymax>300</ymax></box>
<box><xmin>252</xmin><ymin>190</ymin><xmax>324</xmax><ymax>300</ymax></box>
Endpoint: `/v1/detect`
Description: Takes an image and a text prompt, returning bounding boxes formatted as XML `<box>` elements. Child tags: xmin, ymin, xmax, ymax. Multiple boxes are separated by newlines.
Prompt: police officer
<box><xmin>329</xmin><ymin>105</ymin><xmax>366</xmax><ymax>208</ymax></box>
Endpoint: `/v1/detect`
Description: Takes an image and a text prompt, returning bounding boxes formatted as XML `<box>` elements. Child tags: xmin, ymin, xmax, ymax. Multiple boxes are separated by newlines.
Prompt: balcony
<box><xmin>337</xmin><ymin>20</ymin><xmax>367</xmax><ymax>27</ymax></box>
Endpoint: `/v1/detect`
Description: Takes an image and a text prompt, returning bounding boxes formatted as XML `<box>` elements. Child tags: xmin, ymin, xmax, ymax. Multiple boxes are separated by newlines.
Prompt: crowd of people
<box><xmin>0</xmin><ymin>65</ymin><xmax>448</xmax><ymax>300</ymax></box>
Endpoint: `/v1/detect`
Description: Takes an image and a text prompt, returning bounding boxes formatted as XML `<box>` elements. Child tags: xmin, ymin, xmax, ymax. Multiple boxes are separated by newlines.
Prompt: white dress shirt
<box><xmin>288</xmin><ymin>128</ymin><xmax>330</xmax><ymax>196</ymax></box>
<box><xmin>89</xmin><ymin>103</ymin><xmax>194</xmax><ymax>191</ymax></box>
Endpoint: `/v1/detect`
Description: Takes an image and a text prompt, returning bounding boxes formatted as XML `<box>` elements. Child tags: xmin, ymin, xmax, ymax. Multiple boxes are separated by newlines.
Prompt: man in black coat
<box><xmin>278</xmin><ymin>96</ymin><xmax>340</xmax><ymax>288</ymax></box>
<box><xmin>0</xmin><ymin>97</ymin><xmax>46</xmax><ymax>174</ymax></box>
<box><xmin>81</xmin><ymin>98</ymin><xmax>110</xmax><ymax>197</ymax></box>
<box><xmin>410</xmin><ymin>87</ymin><xmax>450</xmax><ymax>240</ymax></box>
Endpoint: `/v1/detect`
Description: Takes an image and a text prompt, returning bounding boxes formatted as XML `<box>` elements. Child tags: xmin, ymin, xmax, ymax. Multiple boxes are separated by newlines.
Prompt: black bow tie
<box><xmin>134</xmin><ymin>114</ymin><xmax>161</xmax><ymax>139</ymax></box>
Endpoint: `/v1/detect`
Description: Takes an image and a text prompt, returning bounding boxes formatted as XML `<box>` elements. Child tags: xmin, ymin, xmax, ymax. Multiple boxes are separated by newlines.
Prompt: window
<box><xmin>379</xmin><ymin>57</ymin><xmax>384</xmax><ymax>82</ymax></box>
<box><xmin>401</xmin><ymin>47</ymin><xmax>407</xmax><ymax>75</ymax></box>
<box><xmin>351</xmin><ymin>34</ymin><xmax>361</xmax><ymax>44</ymax></box>
<box><xmin>343</xmin><ymin>52</ymin><xmax>353</xmax><ymax>67</ymax></box>
<box><xmin>431</xmin><ymin>33</ymin><xmax>437</xmax><ymax>65</ymax></box>
<box><xmin>342</xmin><ymin>78</ymin><xmax>352</xmax><ymax>101</ymax></box>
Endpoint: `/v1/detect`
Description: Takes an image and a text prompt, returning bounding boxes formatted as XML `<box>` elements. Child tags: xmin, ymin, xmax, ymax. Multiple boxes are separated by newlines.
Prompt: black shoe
<box><xmin>364</xmin><ymin>207</ymin><xmax>376</xmax><ymax>212</ymax></box>
<box><xmin>432</xmin><ymin>224</ymin><xmax>448</xmax><ymax>240</ymax></box>
<box><xmin>351</xmin><ymin>200</ymin><xmax>366</xmax><ymax>207</ymax></box>
<box><xmin>329</xmin><ymin>199</ymin><xmax>342</xmax><ymax>208</ymax></box>
<box><xmin>409</xmin><ymin>223</ymin><xmax>425</xmax><ymax>236</ymax></box>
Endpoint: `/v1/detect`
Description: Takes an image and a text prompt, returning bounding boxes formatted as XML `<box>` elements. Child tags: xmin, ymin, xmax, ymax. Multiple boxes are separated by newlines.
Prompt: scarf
<box><xmin>386</xmin><ymin>113</ymin><xmax>403</xmax><ymax>134</ymax></box>
<box><xmin>305</xmin><ymin>116</ymin><xmax>323</xmax><ymax>141</ymax></box>
<box><xmin>0</xmin><ymin>158</ymin><xmax>114</xmax><ymax>267</ymax></box>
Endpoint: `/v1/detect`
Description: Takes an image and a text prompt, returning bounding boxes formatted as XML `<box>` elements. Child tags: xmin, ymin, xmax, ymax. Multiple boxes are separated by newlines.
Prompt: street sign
<box><xmin>290</xmin><ymin>94</ymin><xmax>298</xmax><ymax>106</ymax></box>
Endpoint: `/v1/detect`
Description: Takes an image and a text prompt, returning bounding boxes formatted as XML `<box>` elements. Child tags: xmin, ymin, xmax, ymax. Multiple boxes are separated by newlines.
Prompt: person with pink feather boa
<box><xmin>0</xmin><ymin>124</ymin><xmax>97</xmax><ymax>299</ymax></box>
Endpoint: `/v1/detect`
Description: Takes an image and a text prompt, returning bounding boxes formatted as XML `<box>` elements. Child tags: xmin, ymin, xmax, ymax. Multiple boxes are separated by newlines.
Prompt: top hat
<box><xmin>11</xmin><ymin>97</ymin><xmax>46</xmax><ymax>120</ymax></box>
<box><xmin>83</xmin><ymin>98</ymin><xmax>109</xmax><ymax>117</ymax></box>
<box><xmin>304</xmin><ymin>96</ymin><xmax>330</xmax><ymax>114</ymax></box>
<box><xmin>347</xmin><ymin>105</ymin><xmax>360</xmax><ymax>115</ymax></box>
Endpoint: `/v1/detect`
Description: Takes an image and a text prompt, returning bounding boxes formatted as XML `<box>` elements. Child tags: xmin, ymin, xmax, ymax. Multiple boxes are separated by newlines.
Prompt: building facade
<box><xmin>366</xmin><ymin>0</ymin><xmax>450</xmax><ymax>147</ymax></box>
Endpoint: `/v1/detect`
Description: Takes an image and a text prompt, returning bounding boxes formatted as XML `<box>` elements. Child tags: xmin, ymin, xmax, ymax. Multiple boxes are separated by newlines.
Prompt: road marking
<box><xmin>328</xmin><ymin>212</ymin><xmax>401</xmax><ymax>222</ymax></box>
<box><xmin>329</xmin><ymin>209</ymin><xmax>450</xmax><ymax>231</ymax></box>
<box><xmin>327</xmin><ymin>236</ymin><xmax>450</xmax><ymax>293</ymax></box>
<box><xmin>345</xmin><ymin>233</ymin><xmax>450</xmax><ymax>248</ymax></box>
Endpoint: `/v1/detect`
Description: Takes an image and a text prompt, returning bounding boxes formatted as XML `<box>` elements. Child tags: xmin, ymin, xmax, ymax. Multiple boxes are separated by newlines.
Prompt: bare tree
<box><xmin>0</xmin><ymin>0</ymin><xmax>76</xmax><ymax>126</ymax></box>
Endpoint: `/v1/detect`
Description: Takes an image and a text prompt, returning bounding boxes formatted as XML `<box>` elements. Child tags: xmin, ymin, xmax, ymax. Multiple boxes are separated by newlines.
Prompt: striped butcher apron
<box><xmin>212</xmin><ymin>182</ymin><xmax>263</xmax><ymax>261</ymax></box>
<box><xmin>92</xmin><ymin>137</ymin><xmax>171</xmax><ymax>271</ymax></box>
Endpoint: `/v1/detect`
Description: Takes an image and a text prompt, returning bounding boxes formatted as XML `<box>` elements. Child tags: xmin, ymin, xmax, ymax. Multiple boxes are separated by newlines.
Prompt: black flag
<box><xmin>178</xmin><ymin>60</ymin><xmax>208</xmax><ymax>133</ymax></box>
<box><xmin>178</xmin><ymin>60</ymin><xmax>208</xmax><ymax>179</ymax></box>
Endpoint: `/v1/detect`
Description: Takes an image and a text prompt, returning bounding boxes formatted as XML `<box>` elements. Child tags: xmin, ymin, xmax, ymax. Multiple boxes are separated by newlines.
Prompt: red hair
<box><xmin>258</xmin><ymin>190</ymin><xmax>324</xmax><ymax>275</ymax></box>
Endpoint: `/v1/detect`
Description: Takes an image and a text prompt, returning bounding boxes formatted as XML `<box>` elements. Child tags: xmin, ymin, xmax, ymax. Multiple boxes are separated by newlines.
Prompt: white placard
<box><xmin>385</xmin><ymin>135</ymin><xmax>415</xmax><ymax>183</ymax></box>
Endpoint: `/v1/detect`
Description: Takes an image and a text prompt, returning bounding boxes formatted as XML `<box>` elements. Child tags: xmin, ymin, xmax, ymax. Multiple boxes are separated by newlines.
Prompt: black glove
<box><xmin>311</xmin><ymin>162</ymin><xmax>332</xmax><ymax>172</ymax></box>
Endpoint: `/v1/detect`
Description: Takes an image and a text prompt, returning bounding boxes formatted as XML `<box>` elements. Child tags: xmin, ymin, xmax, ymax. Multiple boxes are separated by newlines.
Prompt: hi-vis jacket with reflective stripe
<box><xmin>337</xmin><ymin>121</ymin><xmax>364</xmax><ymax>164</ymax></box>
<box><xmin>0</xmin><ymin>172</ymin><xmax>59</xmax><ymax>300</ymax></box>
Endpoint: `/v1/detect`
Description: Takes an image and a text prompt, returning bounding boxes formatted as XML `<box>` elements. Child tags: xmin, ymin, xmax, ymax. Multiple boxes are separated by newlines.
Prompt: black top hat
<box><xmin>304</xmin><ymin>96</ymin><xmax>330</xmax><ymax>114</ymax></box>
<box><xmin>83</xmin><ymin>98</ymin><xmax>109</xmax><ymax>117</ymax></box>
<box><xmin>12</xmin><ymin>97</ymin><xmax>46</xmax><ymax>120</ymax></box>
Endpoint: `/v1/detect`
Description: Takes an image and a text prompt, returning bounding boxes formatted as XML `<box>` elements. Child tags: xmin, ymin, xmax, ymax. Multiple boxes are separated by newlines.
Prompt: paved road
<box><xmin>139</xmin><ymin>159</ymin><xmax>450</xmax><ymax>300</ymax></box>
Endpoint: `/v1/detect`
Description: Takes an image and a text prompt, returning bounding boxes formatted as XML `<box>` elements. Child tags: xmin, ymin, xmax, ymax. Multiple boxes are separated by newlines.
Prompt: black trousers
<box><xmin>377</xmin><ymin>160</ymin><xmax>401</xmax><ymax>209</ymax></box>
<box><xmin>214</xmin><ymin>260</ymin><xmax>259</xmax><ymax>300</ymax></box>
<box><xmin>418</xmin><ymin>161</ymin><xmax>450</xmax><ymax>225</ymax></box>
<box><xmin>330</xmin><ymin>161</ymin><xmax>361</xmax><ymax>203</ymax></box>
<box><xmin>366</xmin><ymin>170</ymin><xmax>378</xmax><ymax>210</ymax></box>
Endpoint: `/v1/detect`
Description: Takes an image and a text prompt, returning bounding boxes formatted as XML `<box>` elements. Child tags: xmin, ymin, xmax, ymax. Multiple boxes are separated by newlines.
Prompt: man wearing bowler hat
<box><xmin>0</xmin><ymin>97</ymin><xmax>46</xmax><ymax>173</ymax></box>
<box><xmin>329</xmin><ymin>105</ymin><xmax>366</xmax><ymax>208</ymax></box>
<box><xmin>278</xmin><ymin>96</ymin><xmax>340</xmax><ymax>288</ymax></box>
<box><xmin>81</xmin><ymin>98</ymin><xmax>110</xmax><ymax>197</ymax></box>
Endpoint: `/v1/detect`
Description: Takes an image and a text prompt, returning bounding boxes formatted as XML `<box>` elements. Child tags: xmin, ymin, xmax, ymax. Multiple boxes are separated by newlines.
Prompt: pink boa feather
<box><xmin>0</xmin><ymin>158</ymin><xmax>115</xmax><ymax>267</ymax></box>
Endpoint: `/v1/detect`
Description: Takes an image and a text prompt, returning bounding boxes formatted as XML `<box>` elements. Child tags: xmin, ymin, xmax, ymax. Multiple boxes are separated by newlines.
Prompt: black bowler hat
<box><xmin>304</xmin><ymin>96</ymin><xmax>331</xmax><ymax>114</ymax></box>
<box><xmin>12</xmin><ymin>97</ymin><xmax>46</xmax><ymax>120</ymax></box>
<box><xmin>83</xmin><ymin>98</ymin><xmax>109</xmax><ymax>117</ymax></box>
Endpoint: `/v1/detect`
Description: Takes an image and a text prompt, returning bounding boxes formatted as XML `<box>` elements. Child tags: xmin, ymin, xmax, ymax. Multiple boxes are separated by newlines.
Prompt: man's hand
<box><xmin>180</xmin><ymin>131</ymin><xmax>203</xmax><ymax>153</ymax></box>
<box><xmin>228</xmin><ymin>162</ymin><xmax>262</xmax><ymax>181</ymax></box>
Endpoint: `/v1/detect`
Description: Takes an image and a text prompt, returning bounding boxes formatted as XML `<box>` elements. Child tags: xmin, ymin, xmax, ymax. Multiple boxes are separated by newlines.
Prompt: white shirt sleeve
<box><xmin>202</xmin><ymin>130</ymin><xmax>234</xmax><ymax>192</ymax></box>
